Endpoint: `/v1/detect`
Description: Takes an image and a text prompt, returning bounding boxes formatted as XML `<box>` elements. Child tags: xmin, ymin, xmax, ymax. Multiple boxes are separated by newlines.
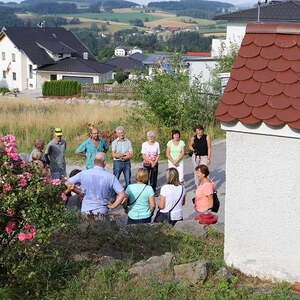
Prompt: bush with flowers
<box><xmin>0</xmin><ymin>134</ymin><xmax>71</xmax><ymax>285</ymax></box>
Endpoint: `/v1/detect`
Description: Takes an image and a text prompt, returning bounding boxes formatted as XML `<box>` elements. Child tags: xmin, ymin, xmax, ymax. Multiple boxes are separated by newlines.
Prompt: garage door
<box><xmin>62</xmin><ymin>76</ymin><xmax>93</xmax><ymax>83</ymax></box>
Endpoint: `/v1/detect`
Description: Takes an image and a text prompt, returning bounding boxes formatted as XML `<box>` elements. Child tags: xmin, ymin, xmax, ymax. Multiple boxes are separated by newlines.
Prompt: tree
<box><xmin>97</xmin><ymin>46</ymin><xmax>114</xmax><ymax>61</ymax></box>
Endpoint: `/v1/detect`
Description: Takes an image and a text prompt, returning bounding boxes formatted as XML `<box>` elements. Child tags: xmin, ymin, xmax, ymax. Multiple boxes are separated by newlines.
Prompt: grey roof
<box><xmin>143</xmin><ymin>54</ymin><xmax>171</xmax><ymax>65</ymax></box>
<box><xmin>3</xmin><ymin>26</ymin><xmax>96</xmax><ymax>66</ymax></box>
<box><xmin>106</xmin><ymin>57</ymin><xmax>145</xmax><ymax>71</ymax></box>
<box><xmin>129</xmin><ymin>52</ymin><xmax>146</xmax><ymax>62</ymax></box>
<box><xmin>38</xmin><ymin>57</ymin><xmax>114</xmax><ymax>74</ymax></box>
<box><xmin>214</xmin><ymin>1</ymin><xmax>300</xmax><ymax>22</ymax></box>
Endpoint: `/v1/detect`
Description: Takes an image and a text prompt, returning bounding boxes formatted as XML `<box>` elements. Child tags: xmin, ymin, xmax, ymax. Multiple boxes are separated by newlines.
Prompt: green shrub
<box><xmin>115</xmin><ymin>72</ymin><xmax>128</xmax><ymax>84</ymax></box>
<box><xmin>0</xmin><ymin>87</ymin><xmax>10</xmax><ymax>95</ymax></box>
<box><xmin>42</xmin><ymin>80</ymin><xmax>81</xmax><ymax>97</ymax></box>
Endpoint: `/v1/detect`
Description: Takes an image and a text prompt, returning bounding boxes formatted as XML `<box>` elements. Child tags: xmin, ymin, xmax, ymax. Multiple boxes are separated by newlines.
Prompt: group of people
<box><xmin>28</xmin><ymin>124</ymin><xmax>216</xmax><ymax>225</ymax></box>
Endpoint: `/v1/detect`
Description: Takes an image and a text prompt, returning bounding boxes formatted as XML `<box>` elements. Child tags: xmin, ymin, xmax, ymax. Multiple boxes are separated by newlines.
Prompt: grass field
<box><xmin>62</xmin><ymin>12</ymin><xmax>163</xmax><ymax>23</ymax></box>
<box><xmin>145</xmin><ymin>17</ymin><xmax>216</xmax><ymax>28</ymax></box>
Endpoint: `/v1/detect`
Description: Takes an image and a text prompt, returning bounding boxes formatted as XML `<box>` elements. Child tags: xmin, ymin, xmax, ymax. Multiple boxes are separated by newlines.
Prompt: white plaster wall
<box><xmin>0</xmin><ymin>35</ymin><xmax>25</xmax><ymax>90</ymax></box>
<box><xmin>188</xmin><ymin>60</ymin><xmax>217</xmax><ymax>84</ymax></box>
<box><xmin>225</xmin><ymin>131</ymin><xmax>300</xmax><ymax>282</ymax></box>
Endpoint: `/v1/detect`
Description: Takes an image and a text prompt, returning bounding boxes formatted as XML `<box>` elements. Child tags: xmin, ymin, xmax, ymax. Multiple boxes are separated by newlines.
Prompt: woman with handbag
<box><xmin>194</xmin><ymin>165</ymin><xmax>214</xmax><ymax>214</ymax></box>
<box><xmin>141</xmin><ymin>131</ymin><xmax>160</xmax><ymax>194</ymax></box>
<box><xmin>154</xmin><ymin>168</ymin><xmax>185</xmax><ymax>226</ymax></box>
<box><xmin>125</xmin><ymin>168</ymin><xmax>156</xmax><ymax>225</ymax></box>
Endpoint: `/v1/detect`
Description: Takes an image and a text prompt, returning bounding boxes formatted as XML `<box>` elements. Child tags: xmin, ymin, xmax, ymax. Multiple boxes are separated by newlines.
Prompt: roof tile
<box><xmin>239</xmin><ymin>44</ymin><xmax>261</xmax><ymax>58</ymax></box>
<box><xmin>221</xmin><ymin>90</ymin><xmax>245</xmax><ymax>105</ymax></box>
<box><xmin>276</xmin><ymin>106</ymin><xmax>300</xmax><ymax>122</ymax></box>
<box><xmin>276</xmin><ymin>69</ymin><xmax>298</xmax><ymax>84</ymax></box>
<box><xmin>228</xmin><ymin>102</ymin><xmax>252</xmax><ymax>119</ymax></box>
<box><xmin>231</xmin><ymin>67</ymin><xmax>253</xmax><ymax>81</ymax></box>
<box><xmin>232</xmin><ymin>56</ymin><xmax>247</xmax><ymax>69</ymax></box>
<box><xmin>268</xmin><ymin>57</ymin><xmax>291</xmax><ymax>72</ymax></box>
<box><xmin>244</xmin><ymin>92</ymin><xmax>269</xmax><ymax>107</ymax></box>
<box><xmin>264</xmin><ymin>116</ymin><xmax>285</xmax><ymax>126</ymax></box>
<box><xmin>245</xmin><ymin>56</ymin><xmax>269</xmax><ymax>70</ymax></box>
<box><xmin>268</xmin><ymin>94</ymin><xmax>292</xmax><ymax>109</ymax></box>
<box><xmin>282</xmin><ymin>45</ymin><xmax>300</xmax><ymax>60</ymax></box>
<box><xmin>237</xmin><ymin>79</ymin><xmax>261</xmax><ymax>94</ymax></box>
<box><xmin>288</xmin><ymin>119</ymin><xmax>300</xmax><ymax>130</ymax></box>
<box><xmin>253</xmin><ymin>33</ymin><xmax>275</xmax><ymax>47</ymax></box>
<box><xmin>224</xmin><ymin>78</ymin><xmax>238</xmax><ymax>92</ymax></box>
<box><xmin>283</xmin><ymin>81</ymin><xmax>300</xmax><ymax>97</ymax></box>
<box><xmin>239</xmin><ymin>115</ymin><xmax>261</xmax><ymax>125</ymax></box>
<box><xmin>215</xmin><ymin>102</ymin><xmax>229</xmax><ymax>116</ymax></box>
<box><xmin>216</xmin><ymin>23</ymin><xmax>300</xmax><ymax>131</ymax></box>
<box><xmin>260</xmin><ymin>45</ymin><xmax>283</xmax><ymax>59</ymax></box>
<box><xmin>253</xmin><ymin>68</ymin><xmax>276</xmax><ymax>83</ymax></box>
<box><xmin>260</xmin><ymin>80</ymin><xmax>284</xmax><ymax>96</ymax></box>
<box><xmin>291</xmin><ymin>98</ymin><xmax>300</xmax><ymax>110</ymax></box>
<box><xmin>275</xmin><ymin>34</ymin><xmax>297</xmax><ymax>48</ymax></box>
<box><xmin>252</xmin><ymin>104</ymin><xmax>277</xmax><ymax>120</ymax></box>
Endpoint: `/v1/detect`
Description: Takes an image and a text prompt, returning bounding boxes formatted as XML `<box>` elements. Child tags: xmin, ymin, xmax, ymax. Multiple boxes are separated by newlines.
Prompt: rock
<box><xmin>97</xmin><ymin>256</ymin><xmax>121</xmax><ymax>268</ymax></box>
<box><xmin>77</xmin><ymin>223</ymin><xmax>89</xmax><ymax>234</ymax></box>
<box><xmin>252</xmin><ymin>285</ymin><xmax>273</xmax><ymax>295</ymax></box>
<box><xmin>216</xmin><ymin>267</ymin><xmax>233</xmax><ymax>279</ymax></box>
<box><xmin>173</xmin><ymin>220</ymin><xmax>207</xmax><ymax>237</ymax></box>
<box><xmin>129</xmin><ymin>252</ymin><xmax>174</xmax><ymax>276</ymax></box>
<box><xmin>174</xmin><ymin>260</ymin><xmax>210</xmax><ymax>284</ymax></box>
<box><xmin>72</xmin><ymin>252</ymin><xmax>90</xmax><ymax>262</ymax></box>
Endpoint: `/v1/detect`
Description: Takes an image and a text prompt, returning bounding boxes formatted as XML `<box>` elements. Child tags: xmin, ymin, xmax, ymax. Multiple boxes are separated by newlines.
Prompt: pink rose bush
<box><xmin>0</xmin><ymin>134</ymin><xmax>69</xmax><ymax>268</ymax></box>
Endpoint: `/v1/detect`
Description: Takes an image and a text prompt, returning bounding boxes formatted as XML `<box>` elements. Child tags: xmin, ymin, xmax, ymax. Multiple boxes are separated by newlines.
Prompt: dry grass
<box><xmin>145</xmin><ymin>17</ymin><xmax>215</xmax><ymax>28</ymax></box>
<box><xmin>0</xmin><ymin>98</ymin><xmax>127</xmax><ymax>159</ymax></box>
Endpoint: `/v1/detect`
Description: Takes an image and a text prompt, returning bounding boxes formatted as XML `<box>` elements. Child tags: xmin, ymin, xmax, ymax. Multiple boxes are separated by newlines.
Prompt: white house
<box><xmin>187</xmin><ymin>1</ymin><xmax>300</xmax><ymax>84</ymax></box>
<box><xmin>114</xmin><ymin>46</ymin><xmax>143</xmax><ymax>57</ymax></box>
<box><xmin>215</xmin><ymin>23</ymin><xmax>300</xmax><ymax>282</ymax></box>
<box><xmin>0</xmin><ymin>26</ymin><xmax>114</xmax><ymax>91</ymax></box>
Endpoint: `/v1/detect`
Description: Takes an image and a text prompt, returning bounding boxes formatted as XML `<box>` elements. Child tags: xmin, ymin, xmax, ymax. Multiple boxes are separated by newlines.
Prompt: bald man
<box><xmin>66</xmin><ymin>152</ymin><xmax>126</xmax><ymax>215</ymax></box>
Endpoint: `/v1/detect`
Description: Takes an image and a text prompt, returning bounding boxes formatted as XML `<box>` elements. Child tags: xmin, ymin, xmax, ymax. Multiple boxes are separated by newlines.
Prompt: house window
<box><xmin>50</xmin><ymin>74</ymin><xmax>57</xmax><ymax>81</ymax></box>
<box><xmin>2</xmin><ymin>52</ymin><xmax>5</xmax><ymax>60</ymax></box>
<box><xmin>12</xmin><ymin>53</ymin><xmax>16</xmax><ymax>62</ymax></box>
<box><xmin>13</xmin><ymin>72</ymin><xmax>16</xmax><ymax>80</ymax></box>
<box><xmin>3</xmin><ymin>71</ymin><xmax>6</xmax><ymax>79</ymax></box>
<box><xmin>29</xmin><ymin>65</ymin><xmax>33</xmax><ymax>79</ymax></box>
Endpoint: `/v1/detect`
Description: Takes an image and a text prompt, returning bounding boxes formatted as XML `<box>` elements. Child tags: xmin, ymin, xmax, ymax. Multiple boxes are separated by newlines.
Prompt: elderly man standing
<box><xmin>75</xmin><ymin>127</ymin><xmax>109</xmax><ymax>169</ymax></box>
<box><xmin>111</xmin><ymin>126</ymin><xmax>133</xmax><ymax>188</ymax></box>
<box><xmin>66</xmin><ymin>152</ymin><xmax>127</xmax><ymax>215</ymax></box>
<box><xmin>45</xmin><ymin>128</ymin><xmax>67</xmax><ymax>179</ymax></box>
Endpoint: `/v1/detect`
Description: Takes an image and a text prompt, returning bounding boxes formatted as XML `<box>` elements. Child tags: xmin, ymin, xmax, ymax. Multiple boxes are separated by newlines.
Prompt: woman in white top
<box><xmin>166</xmin><ymin>129</ymin><xmax>185</xmax><ymax>183</ymax></box>
<box><xmin>155</xmin><ymin>168</ymin><xmax>185</xmax><ymax>225</ymax></box>
<box><xmin>141</xmin><ymin>131</ymin><xmax>160</xmax><ymax>193</ymax></box>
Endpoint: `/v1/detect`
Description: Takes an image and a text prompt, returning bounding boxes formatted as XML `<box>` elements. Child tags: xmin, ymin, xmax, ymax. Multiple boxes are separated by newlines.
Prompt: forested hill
<box><xmin>148</xmin><ymin>0</ymin><xmax>233</xmax><ymax>19</ymax></box>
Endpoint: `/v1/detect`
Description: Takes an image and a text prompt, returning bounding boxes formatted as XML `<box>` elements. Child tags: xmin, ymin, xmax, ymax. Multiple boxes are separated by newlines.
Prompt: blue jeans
<box><xmin>127</xmin><ymin>216</ymin><xmax>151</xmax><ymax>225</ymax></box>
<box><xmin>113</xmin><ymin>160</ymin><xmax>131</xmax><ymax>188</ymax></box>
<box><xmin>51</xmin><ymin>169</ymin><xmax>66</xmax><ymax>179</ymax></box>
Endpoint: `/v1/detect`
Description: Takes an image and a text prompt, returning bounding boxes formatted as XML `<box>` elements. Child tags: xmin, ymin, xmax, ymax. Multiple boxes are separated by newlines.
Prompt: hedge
<box><xmin>42</xmin><ymin>80</ymin><xmax>81</xmax><ymax>97</ymax></box>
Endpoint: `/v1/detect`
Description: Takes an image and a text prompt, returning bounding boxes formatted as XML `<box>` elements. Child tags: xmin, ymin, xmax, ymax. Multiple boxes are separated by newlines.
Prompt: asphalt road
<box><xmin>67</xmin><ymin>140</ymin><xmax>226</xmax><ymax>224</ymax></box>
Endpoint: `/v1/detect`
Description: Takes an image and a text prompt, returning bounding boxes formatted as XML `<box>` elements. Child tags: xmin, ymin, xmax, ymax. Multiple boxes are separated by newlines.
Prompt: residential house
<box><xmin>106</xmin><ymin>56</ymin><xmax>145</xmax><ymax>73</ymax></box>
<box><xmin>187</xmin><ymin>1</ymin><xmax>300</xmax><ymax>84</ymax></box>
<box><xmin>114</xmin><ymin>46</ymin><xmax>143</xmax><ymax>57</ymax></box>
<box><xmin>215</xmin><ymin>23</ymin><xmax>300</xmax><ymax>282</ymax></box>
<box><xmin>0</xmin><ymin>26</ymin><xmax>114</xmax><ymax>91</ymax></box>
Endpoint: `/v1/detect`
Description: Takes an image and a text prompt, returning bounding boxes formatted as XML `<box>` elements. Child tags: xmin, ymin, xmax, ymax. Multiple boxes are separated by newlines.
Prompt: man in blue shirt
<box><xmin>66</xmin><ymin>152</ymin><xmax>127</xmax><ymax>215</ymax></box>
<box><xmin>75</xmin><ymin>128</ymin><xmax>109</xmax><ymax>169</ymax></box>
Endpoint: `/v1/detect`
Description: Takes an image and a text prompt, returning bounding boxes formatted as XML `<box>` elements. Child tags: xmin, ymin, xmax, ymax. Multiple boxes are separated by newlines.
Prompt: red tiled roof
<box><xmin>186</xmin><ymin>52</ymin><xmax>211</xmax><ymax>56</ymax></box>
<box><xmin>215</xmin><ymin>23</ymin><xmax>300</xmax><ymax>130</ymax></box>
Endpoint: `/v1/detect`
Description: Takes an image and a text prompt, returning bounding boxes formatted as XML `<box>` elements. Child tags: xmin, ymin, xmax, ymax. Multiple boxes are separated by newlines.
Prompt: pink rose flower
<box><xmin>22</xmin><ymin>172</ymin><xmax>32</xmax><ymax>179</ymax></box>
<box><xmin>7</xmin><ymin>152</ymin><xmax>20</xmax><ymax>161</ymax></box>
<box><xmin>3</xmin><ymin>184</ymin><xmax>12</xmax><ymax>191</ymax></box>
<box><xmin>18</xmin><ymin>178</ymin><xmax>28</xmax><ymax>187</ymax></box>
<box><xmin>18</xmin><ymin>233</ymin><xmax>34</xmax><ymax>241</ymax></box>
<box><xmin>60</xmin><ymin>192</ymin><xmax>68</xmax><ymax>201</ymax></box>
<box><xmin>51</xmin><ymin>179</ymin><xmax>62</xmax><ymax>185</ymax></box>
<box><xmin>6</xmin><ymin>209</ymin><xmax>15</xmax><ymax>216</ymax></box>
<box><xmin>43</xmin><ymin>177</ymin><xmax>52</xmax><ymax>183</ymax></box>
<box><xmin>24</xmin><ymin>224</ymin><xmax>33</xmax><ymax>230</ymax></box>
<box><xmin>5</xmin><ymin>221</ymin><xmax>16</xmax><ymax>233</ymax></box>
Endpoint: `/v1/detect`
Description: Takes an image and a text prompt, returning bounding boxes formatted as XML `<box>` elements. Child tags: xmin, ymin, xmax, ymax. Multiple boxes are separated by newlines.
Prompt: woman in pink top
<box><xmin>194</xmin><ymin>165</ymin><xmax>214</xmax><ymax>213</ymax></box>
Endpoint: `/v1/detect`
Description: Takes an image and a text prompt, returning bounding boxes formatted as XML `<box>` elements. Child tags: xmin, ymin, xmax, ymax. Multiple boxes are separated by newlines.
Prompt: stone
<box><xmin>174</xmin><ymin>260</ymin><xmax>210</xmax><ymax>284</ymax></box>
<box><xmin>216</xmin><ymin>267</ymin><xmax>233</xmax><ymax>279</ymax></box>
<box><xmin>129</xmin><ymin>252</ymin><xmax>174</xmax><ymax>276</ymax></box>
<box><xmin>173</xmin><ymin>220</ymin><xmax>207</xmax><ymax>237</ymax></box>
<box><xmin>252</xmin><ymin>285</ymin><xmax>273</xmax><ymax>295</ymax></box>
<box><xmin>72</xmin><ymin>252</ymin><xmax>90</xmax><ymax>262</ymax></box>
<box><xmin>97</xmin><ymin>256</ymin><xmax>121</xmax><ymax>268</ymax></box>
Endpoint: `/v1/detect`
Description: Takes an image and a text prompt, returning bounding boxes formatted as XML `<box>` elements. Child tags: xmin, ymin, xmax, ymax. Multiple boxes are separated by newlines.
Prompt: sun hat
<box><xmin>54</xmin><ymin>128</ymin><xmax>63</xmax><ymax>136</ymax></box>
